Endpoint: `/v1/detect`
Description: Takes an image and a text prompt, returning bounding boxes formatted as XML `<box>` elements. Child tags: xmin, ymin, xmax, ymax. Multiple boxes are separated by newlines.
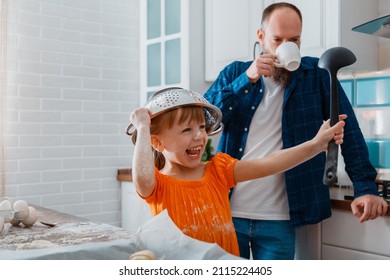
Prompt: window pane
<box><xmin>147</xmin><ymin>91</ymin><xmax>155</xmax><ymax>101</ymax></box>
<box><xmin>147</xmin><ymin>0</ymin><xmax>161</xmax><ymax>39</ymax></box>
<box><xmin>147</xmin><ymin>43</ymin><xmax>161</xmax><ymax>87</ymax></box>
<box><xmin>165</xmin><ymin>39</ymin><xmax>180</xmax><ymax>85</ymax></box>
<box><xmin>165</xmin><ymin>0</ymin><xmax>180</xmax><ymax>35</ymax></box>
<box><xmin>340</xmin><ymin>80</ymin><xmax>353</xmax><ymax>105</ymax></box>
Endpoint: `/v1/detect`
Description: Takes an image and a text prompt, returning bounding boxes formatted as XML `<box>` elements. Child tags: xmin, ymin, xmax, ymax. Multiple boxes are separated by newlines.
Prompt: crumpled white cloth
<box><xmin>134</xmin><ymin>210</ymin><xmax>242</xmax><ymax>260</ymax></box>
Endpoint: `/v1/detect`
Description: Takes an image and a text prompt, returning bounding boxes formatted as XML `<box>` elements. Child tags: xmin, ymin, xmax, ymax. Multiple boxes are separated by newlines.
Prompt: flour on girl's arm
<box><xmin>135</xmin><ymin>144</ymin><xmax>154</xmax><ymax>179</ymax></box>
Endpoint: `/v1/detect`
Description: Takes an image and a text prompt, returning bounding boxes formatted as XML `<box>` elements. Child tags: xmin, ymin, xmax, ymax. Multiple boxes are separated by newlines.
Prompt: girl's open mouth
<box><xmin>186</xmin><ymin>146</ymin><xmax>202</xmax><ymax>157</ymax></box>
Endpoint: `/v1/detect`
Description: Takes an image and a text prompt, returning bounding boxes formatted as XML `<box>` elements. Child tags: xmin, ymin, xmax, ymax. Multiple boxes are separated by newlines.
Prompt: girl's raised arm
<box><xmin>131</xmin><ymin>108</ymin><xmax>156</xmax><ymax>197</ymax></box>
<box><xmin>233</xmin><ymin>116</ymin><xmax>346</xmax><ymax>183</ymax></box>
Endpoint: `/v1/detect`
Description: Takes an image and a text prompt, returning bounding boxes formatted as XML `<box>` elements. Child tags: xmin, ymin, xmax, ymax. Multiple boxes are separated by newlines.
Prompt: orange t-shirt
<box><xmin>143</xmin><ymin>153</ymin><xmax>239</xmax><ymax>256</ymax></box>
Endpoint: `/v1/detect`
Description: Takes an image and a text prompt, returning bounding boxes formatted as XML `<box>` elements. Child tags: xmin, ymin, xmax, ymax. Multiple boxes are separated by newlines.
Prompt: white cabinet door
<box><xmin>205</xmin><ymin>0</ymin><xmax>263</xmax><ymax>81</ymax></box>
<box><xmin>322</xmin><ymin>209</ymin><xmax>390</xmax><ymax>258</ymax></box>
<box><xmin>264</xmin><ymin>0</ymin><xmax>326</xmax><ymax>56</ymax></box>
<box><xmin>322</xmin><ymin>244</ymin><xmax>390</xmax><ymax>260</ymax></box>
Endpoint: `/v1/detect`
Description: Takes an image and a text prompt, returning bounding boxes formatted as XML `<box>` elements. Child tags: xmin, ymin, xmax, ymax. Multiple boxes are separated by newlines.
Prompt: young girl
<box><xmin>128</xmin><ymin>88</ymin><xmax>345</xmax><ymax>257</ymax></box>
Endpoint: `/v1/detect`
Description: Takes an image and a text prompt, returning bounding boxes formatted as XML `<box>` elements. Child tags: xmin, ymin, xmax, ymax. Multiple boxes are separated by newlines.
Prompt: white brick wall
<box><xmin>4</xmin><ymin>0</ymin><xmax>139</xmax><ymax>226</ymax></box>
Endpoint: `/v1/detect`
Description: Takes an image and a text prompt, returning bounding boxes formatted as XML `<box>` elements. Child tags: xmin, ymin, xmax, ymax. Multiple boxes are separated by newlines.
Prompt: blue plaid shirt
<box><xmin>204</xmin><ymin>57</ymin><xmax>378</xmax><ymax>226</ymax></box>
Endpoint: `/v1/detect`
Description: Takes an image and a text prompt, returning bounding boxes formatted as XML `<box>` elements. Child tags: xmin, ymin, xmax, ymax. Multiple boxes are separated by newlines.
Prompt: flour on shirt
<box><xmin>182</xmin><ymin>203</ymin><xmax>234</xmax><ymax>235</ymax></box>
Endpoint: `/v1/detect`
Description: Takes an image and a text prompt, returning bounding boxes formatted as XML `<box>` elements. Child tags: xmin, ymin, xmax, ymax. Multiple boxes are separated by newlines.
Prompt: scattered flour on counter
<box><xmin>1</xmin><ymin>221</ymin><xmax>137</xmax><ymax>251</ymax></box>
<box><xmin>17</xmin><ymin>240</ymin><xmax>58</xmax><ymax>250</ymax></box>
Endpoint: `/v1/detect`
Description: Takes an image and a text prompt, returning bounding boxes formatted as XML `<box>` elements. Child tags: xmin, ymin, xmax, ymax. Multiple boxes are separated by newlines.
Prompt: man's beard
<box><xmin>261</xmin><ymin>47</ymin><xmax>292</xmax><ymax>87</ymax></box>
<box><xmin>273</xmin><ymin>67</ymin><xmax>291</xmax><ymax>87</ymax></box>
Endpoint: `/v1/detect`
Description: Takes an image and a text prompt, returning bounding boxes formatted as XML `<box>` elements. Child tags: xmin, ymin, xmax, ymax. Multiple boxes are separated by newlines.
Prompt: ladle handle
<box><xmin>323</xmin><ymin>141</ymin><xmax>338</xmax><ymax>186</ymax></box>
<box><xmin>323</xmin><ymin>72</ymin><xmax>339</xmax><ymax>186</ymax></box>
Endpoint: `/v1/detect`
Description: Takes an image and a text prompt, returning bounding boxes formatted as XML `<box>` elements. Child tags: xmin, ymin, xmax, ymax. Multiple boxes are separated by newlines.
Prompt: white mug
<box><xmin>275</xmin><ymin>42</ymin><xmax>301</xmax><ymax>71</ymax></box>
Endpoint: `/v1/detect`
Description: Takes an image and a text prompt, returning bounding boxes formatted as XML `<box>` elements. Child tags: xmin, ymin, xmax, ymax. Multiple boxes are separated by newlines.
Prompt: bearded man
<box><xmin>204</xmin><ymin>2</ymin><xmax>387</xmax><ymax>260</ymax></box>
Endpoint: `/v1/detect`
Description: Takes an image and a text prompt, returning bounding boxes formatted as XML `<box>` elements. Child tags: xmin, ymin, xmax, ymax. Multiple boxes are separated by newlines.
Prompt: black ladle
<box><xmin>318</xmin><ymin>47</ymin><xmax>356</xmax><ymax>186</ymax></box>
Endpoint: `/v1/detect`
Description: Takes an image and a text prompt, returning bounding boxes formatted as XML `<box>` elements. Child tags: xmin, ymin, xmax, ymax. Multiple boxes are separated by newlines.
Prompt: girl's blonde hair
<box><xmin>132</xmin><ymin>106</ymin><xmax>207</xmax><ymax>170</ymax></box>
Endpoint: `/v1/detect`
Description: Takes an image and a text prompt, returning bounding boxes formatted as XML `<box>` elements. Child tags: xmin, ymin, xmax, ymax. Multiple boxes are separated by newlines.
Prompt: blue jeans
<box><xmin>233</xmin><ymin>217</ymin><xmax>295</xmax><ymax>260</ymax></box>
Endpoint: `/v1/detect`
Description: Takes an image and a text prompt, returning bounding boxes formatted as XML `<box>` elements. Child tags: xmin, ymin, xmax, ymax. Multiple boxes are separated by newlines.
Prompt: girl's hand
<box><xmin>130</xmin><ymin>108</ymin><xmax>152</xmax><ymax>130</ymax></box>
<box><xmin>314</xmin><ymin>114</ymin><xmax>347</xmax><ymax>151</ymax></box>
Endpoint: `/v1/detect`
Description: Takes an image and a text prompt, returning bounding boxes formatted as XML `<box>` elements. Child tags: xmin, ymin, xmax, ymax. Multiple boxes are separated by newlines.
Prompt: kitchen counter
<box><xmin>117</xmin><ymin>168</ymin><xmax>132</xmax><ymax>182</ymax></box>
<box><xmin>1</xmin><ymin>203</ymin><xmax>242</xmax><ymax>260</ymax></box>
<box><xmin>329</xmin><ymin>185</ymin><xmax>390</xmax><ymax>217</ymax></box>
<box><xmin>0</xmin><ymin>205</ymin><xmax>138</xmax><ymax>259</ymax></box>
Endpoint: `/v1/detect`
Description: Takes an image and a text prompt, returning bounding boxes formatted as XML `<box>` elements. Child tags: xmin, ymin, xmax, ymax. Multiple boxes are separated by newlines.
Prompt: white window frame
<box><xmin>139</xmin><ymin>0</ymin><xmax>189</xmax><ymax>106</ymax></box>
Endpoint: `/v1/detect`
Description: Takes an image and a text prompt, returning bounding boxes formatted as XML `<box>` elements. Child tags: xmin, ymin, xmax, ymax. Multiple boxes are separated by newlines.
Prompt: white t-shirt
<box><xmin>230</xmin><ymin>77</ymin><xmax>290</xmax><ymax>220</ymax></box>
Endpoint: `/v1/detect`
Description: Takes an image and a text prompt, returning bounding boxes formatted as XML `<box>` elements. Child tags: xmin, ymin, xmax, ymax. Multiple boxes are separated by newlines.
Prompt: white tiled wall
<box><xmin>4</xmin><ymin>0</ymin><xmax>139</xmax><ymax>226</ymax></box>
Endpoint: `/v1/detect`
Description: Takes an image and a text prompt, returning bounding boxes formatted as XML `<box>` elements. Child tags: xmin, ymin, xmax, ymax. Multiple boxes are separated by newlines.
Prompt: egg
<box><xmin>21</xmin><ymin>206</ymin><xmax>37</xmax><ymax>227</ymax></box>
<box><xmin>10</xmin><ymin>217</ymin><xmax>21</xmax><ymax>226</ymax></box>
<box><xmin>129</xmin><ymin>250</ymin><xmax>156</xmax><ymax>260</ymax></box>
<box><xmin>0</xmin><ymin>199</ymin><xmax>13</xmax><ymax>223</ymax></box>
<box><xmin>13</xmin><ymin>200</ymin><xmax>29</xmax><ymax>220</ymax></box>
<box><xmin>0</xmin><ymin>199</ymin><xmax>12</xmax><ymax>211</ymax></box>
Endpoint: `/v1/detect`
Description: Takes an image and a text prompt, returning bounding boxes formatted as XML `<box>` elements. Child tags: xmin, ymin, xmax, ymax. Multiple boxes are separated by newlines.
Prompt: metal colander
<box><xmin>126</xmin><ymin>87</ymin><xmax>223</xmax><ymax>136</ymax></box>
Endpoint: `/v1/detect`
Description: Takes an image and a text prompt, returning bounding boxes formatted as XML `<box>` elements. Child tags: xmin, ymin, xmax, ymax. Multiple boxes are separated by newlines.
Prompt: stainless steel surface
<box><xmin>352</xmin><ymin>14</ymin><xmax>390</xmax><ymax>38</ymax></box>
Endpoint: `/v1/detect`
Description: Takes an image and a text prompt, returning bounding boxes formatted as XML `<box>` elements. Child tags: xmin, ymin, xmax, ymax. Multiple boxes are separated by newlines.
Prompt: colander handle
<box><xmin>125</xmin><ymin>123</ymin><xmax>135</xmax><ymax>136</ymax></box>
<box><xmin>209</xmin><ymin>123</ymin><xmax>224</xmax><ymax>136</ymax></box>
